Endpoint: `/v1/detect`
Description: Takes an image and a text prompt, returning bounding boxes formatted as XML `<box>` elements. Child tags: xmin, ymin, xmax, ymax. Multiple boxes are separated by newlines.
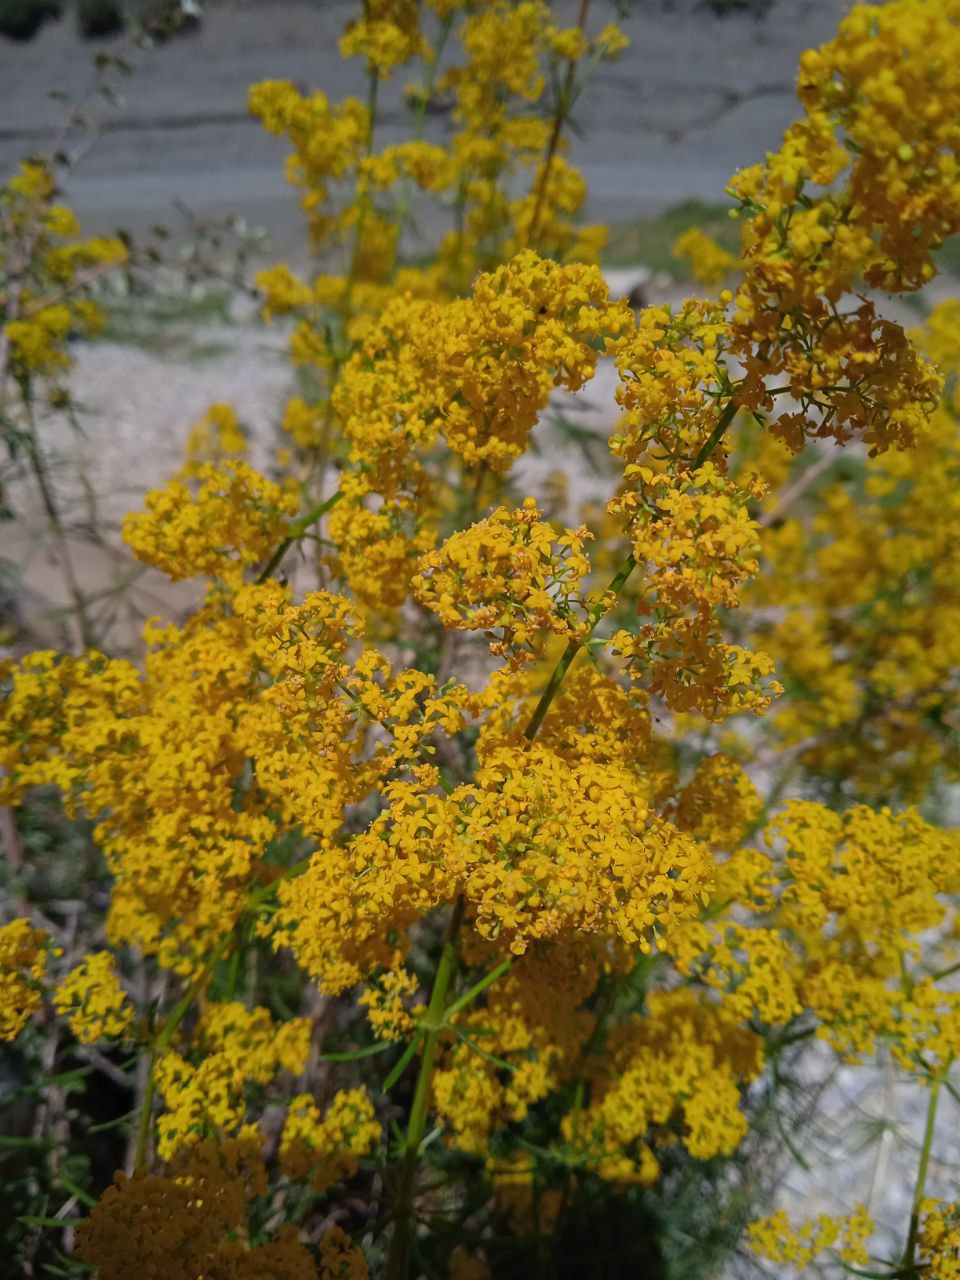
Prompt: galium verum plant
<box><xmin>4</xmin><ymin>1</ymin><xmax>960</xmax><ymax>1277</ymax></box>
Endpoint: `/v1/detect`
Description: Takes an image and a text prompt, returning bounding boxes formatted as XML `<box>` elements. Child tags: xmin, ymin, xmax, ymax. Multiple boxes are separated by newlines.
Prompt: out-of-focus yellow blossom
<box><xmin>280</xmin><ymin>1089</ymin><xmax>380</xmax><ymax>1191</ymax></box>
<box><xmin>920</xmin><ymin>1199</ymin><xmax>960</xmax><ymax>1280</ymax></box>
<box><xmin>672</xmin><ymin>754</ymin><xmax>762</xmax><ymax>851</ymax></box>
<box><xmin>2</xmin><ymin>160</ymin><xmax>126</xmax><ymax>384</ymax></box>
<box><xmin>53</xmin><ymin>951</ymin><xmax>134</xmax><ymax>1044</ymax></box>
<box><xmin>122</xmin><ymin>461</ymin><xmax>299</xmax><ymax>584</ymax></box>
<box><xmin>0</xmin><ymin>919</ymin><xmax>52</xmax><ymax>1041</ymax></box>
<box><xmin>179</xmin><ymin>402</ymin><xmax>247</xmax><ymax>478</ymax></box>
<box><xmin>748</xmin><ymin>1204</ymin><xmax>873</xmax><ymax>1268</ymax></box>
<box><xmin>744</xmin><ymin>304</ymin><xmax>960</xmax><ymax>801</ymax></box>
<box><xmin>673</xmin><ymin>227</ymin><xmax>738</xmax><ymax>286</ymax></box>
<box><xmin>75</xmin><ymin>1138</ymin><xmax>320</xmax><ymax>1280</ymax></box>
<box><xmin>319</xmin><ymin>1226</ymin><xmax>369</xmax><ymax>1280</ymax></box>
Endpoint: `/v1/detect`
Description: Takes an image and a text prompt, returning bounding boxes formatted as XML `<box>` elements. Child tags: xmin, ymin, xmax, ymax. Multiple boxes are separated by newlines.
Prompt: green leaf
<box><xmin>320</xmin><ymin>1039</ymin><xmax>398</xmax><ymax>1063</ymax></box>
<box><xmin>382</xmin><ymin>1032</ymin><xmax>422</xmax><ymax>1092</ymax></box>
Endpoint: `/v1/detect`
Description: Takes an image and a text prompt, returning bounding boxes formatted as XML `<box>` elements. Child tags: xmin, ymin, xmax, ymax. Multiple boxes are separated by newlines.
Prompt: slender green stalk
<box><xmin>525</xmin><ymin>0</ymin><xmax>592</xmax><ymax>249</ymax></box>
<box><xmin>523</xmin><ymin>552</ymin><xmax>637</xmax><ymax>742</ymax></box>
<box><xmin>931</xmin><ymin>957</ymin><xmax>960</xmax><ymax>984</ymax></box>
<box><xmin>22</xmin><ymin>395</ymin><xmax>95</xmax><ymax>650</ymax></box>
<box><xmin>339</xmin><ymin>70</ymin><xmax>381</xmax><ymax>338</ymax></box>
<box><xmin>902</xmin><ymin>1063</ymin><xmax>949</xmax><ymax>1270</ymax></box>
<box><xmin>387</xmin><ymin>895</ymin><xmax>465</xmax><ymax>1279</ymax></box>
<box><xmin>382</xmin><ymin>1032</ymin><xmax>423</xmax><ymax>1093</ymax></box>
<box><xmin>307</xmin><ymin>68</ymin><xmax>382</xmax><ymax>501</ymax></box>
<box><xmin>256</xmin><ymin>489</ymin><xmax>344</xmax><ymax>583</ymax></box>
<box><xmin>692</xmin><ymin>398</ymin><xmax>740</xmax><ymax>470</ymax></box>
<box><xmin>394</xmin><ymin>14</ymin><xmax>454</xmax><ymax>250</ymax></box>
<box><xmin>445</xmin><ymin>956</ymin><xmax>512</xmax><ymax>1020</ymax></box>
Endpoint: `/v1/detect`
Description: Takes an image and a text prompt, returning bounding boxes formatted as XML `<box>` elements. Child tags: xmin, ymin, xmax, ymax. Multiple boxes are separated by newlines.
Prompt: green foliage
<box><xmin>0</xmin><ymin>0</ymin><xmax>60</xmax><ymax>41</ymax></box>
<box><xmin>75</xmin><ymin>0</ymin><xmax>124</xmax><ymax>38</ymax></box>
<box><xmin>602</xmin><ymin>199</ymin><xmax>740</xmax><ymax>274</ymax></box>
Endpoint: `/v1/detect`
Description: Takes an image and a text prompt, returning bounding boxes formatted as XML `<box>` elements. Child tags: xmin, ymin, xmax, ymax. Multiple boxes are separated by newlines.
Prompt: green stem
<box><xmin>523</xmin><ymin>396</ymin><xmax>740</xmax><ymax>742</ymax></box>
<box><xmin>902</xmin><ymin>1062</ymin><xmax>949</xmax><ymax>1270</ymax></box>
<box><xmin>445</xmin><ymin>956</ymin><xmax>512</xmax><ymax>1020</ymax></box>
<box><xmin>692</xmin><ymin>398</ymin><xmax>740</xmax><ymax>470</ymax></box>
<box><xmin>931</xmin><ymin>957</ymin><xmax>960</xmax><ymax>984</ymax></box>
<box><xmin>307</xmin><ymin>68</ymin><xmax>381</xmax><ymax>498</ymax></box>
<box><xmin>256</xmin><ymin>489</ymin><xmax>344</xmax><ymax>583</ymax></box>
<box><xmin>523</xmin><ymin>552</ymin><xmax>637</xmax><ymax>742</ymax></box>
<box><xmin>339</xmin><ymin>70</ymin><xmax>381</xmax><ymax>335</ymax></box>
<box><xmin>394</xmin><ymin>15</ymin><xmax>453</xmax><ymax>251</ymax></box>
<box><xmin>133</xmin><ymin>1050</ymin><xmax>159</xmax><ymax>1172</ymax></box>
<box><xmin>525</xmin><ymin>0</ymin><xmax>592</xmax><ymax>249</ymax></box>
<box><xmin>766</xmin><ymin>1023</ymin><xmax>817</xmax><ymax>1054</ymax></box>
<box><xmin>387</xmin><ymin>895</ymin><xmax>465</xmax><ymax>1280</ymax></box>
<box><xmin>22</xmin><ymin>393</ymin><xmax>95</xmax><ymax>650</ymax></box>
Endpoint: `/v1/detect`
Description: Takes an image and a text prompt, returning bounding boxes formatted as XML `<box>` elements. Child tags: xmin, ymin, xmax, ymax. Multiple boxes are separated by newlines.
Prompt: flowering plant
<box><xmin>4</xmin><ymin>2</ymin><xmax>960</xmax><ymax>1277</ymax></box>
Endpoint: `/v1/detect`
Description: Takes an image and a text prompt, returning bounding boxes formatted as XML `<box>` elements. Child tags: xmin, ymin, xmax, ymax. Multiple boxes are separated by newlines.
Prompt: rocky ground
<box><xmin>2</xmin><ymin>0</ymin><xmax>851</xmax><ymax>245</ymax></box>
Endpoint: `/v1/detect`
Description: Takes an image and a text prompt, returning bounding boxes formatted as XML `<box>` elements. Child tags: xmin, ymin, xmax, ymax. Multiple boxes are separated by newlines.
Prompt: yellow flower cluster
<box><xmin>672</xmin><ymin>228</ymin><xmax>738</xmax><ymax>287</ymax></box>
<box><xmin>744</xmin><ymin>303</ymin><xmax>960</xmax><ymax>801</ymax></box>
<box><xmin>248</xmin><ymin>81</ymin><xmax>370</xmax><ymax>252</ymax></box>
<box><xmin>53</xmin><ymin>950</ymin><xmax>133</xmax><ymax>1044</ymax></box>
<box><xmin>326</xmin><ymin>251</ymin><xmax>628</xmax><ymax>610</ymax></box>
<box><xmin>339</xmin><ymin>0</ymin><xmax>426</xmax><ymax>75</ymax></box>
<box><xmin>748</xmin><ymin>1204</ymin><xmax>872</xmax><ymax>1269</ymax></box>
<box><xmin>611</xmin><ymin>297</ymin><xmax>734</xmax><ymax>468</ymax></box>
<box><xmin>154</xmin><ymin>1002</ymin><xmax>311</xmax><ymax>1158</ymax></box>
<box><xmin>449</xmin><ymin>748</ymin><xmax>714</xmax><ymax>954</ymax></box>
<box><xmin>572</xmin><ymin>989</ymin><xmax>764</xmax><ymax>1181</ymax></box>
<box><xmin>770</xmin><ymin>801</ymin><xmax>960</xmax><ymax>1059</ymax></box>
<box><xmin>2</xmin><ymin>160</ymin><xmax>126</xmax><ymax>383</ymax></box>
<box><xmin>122</xmin><ymin>460</ymin><xmax>299</xmax><ymax>584</ymax></box>
<box><xmin>435</xmin><ymin>944</ymin><xmax>599</xmax><ymax>1154</ymax></box>
<box><xmin>271</xmin><ymin>738</ymin><xmax>713</xmax><ymax>994</ymax></box>
<box><xmin>725</xmin><ymin>0</ymin><xmax>960</xmax><ymax>453</ymax></box>
<box><xmin>178</xmin><ymin>401</ymin><xmax>247</xmax><ymax>478</ymax></box>
<box><xmin>414</xmin><ymin>500</ymin><xmax>592</xmax><ymax>667</ymax></box>
<box><xmin>921</xmin><ymin>1199</ymin><xmax>960</xmax><ymax>1280</ymax></box>
<box><xmin>0</xmin><ymin>919</ymin><xmax>51</xmax><ymax>1041</ymax></box>
<box><xmin>671</xmin><ymin>753</ymin><xmax>762</xmax><ymax>852</ymax></box>
<box><xmin>609</xmin><ymin>464</ymin><xmax>781</xmax><ymax>720</ymax></box>
<box><xmin>358</xmin><ymin>962</ymin><xmax>424</xmax><ymax>1040</ymax></box>
<box><xmin>319</xmin><ymin>1226</ymin><xmax>370</xmax><ymax>1280</ymax></box>
<box><xmin>280</xmin><ymin>1088</ymin><xmax>380</xmax><ymax>1191</ymax></box>
<box><xmin>75</xmin><ymin>1138</ymin><xmax>324</xmax><ymax>1280</ymax></box>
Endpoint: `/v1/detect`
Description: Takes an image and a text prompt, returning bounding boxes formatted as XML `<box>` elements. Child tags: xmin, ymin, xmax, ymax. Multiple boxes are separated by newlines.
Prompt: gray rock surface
<box><xmin>2</xmin><ymin>0</ymin><xmax>850</xmax><ymax>249</ymax></box>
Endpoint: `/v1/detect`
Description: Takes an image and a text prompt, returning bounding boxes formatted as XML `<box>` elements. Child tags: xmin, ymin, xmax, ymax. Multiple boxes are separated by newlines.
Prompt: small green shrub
<box><xmin>0</xmin><ymin>0</ymin><xmax>60</xmax><ymax>41</ymax></box>
<box><xmin>75</xmin><ymin>0</ymin><xmax>125</xmax><ymax>38</ymax></box>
